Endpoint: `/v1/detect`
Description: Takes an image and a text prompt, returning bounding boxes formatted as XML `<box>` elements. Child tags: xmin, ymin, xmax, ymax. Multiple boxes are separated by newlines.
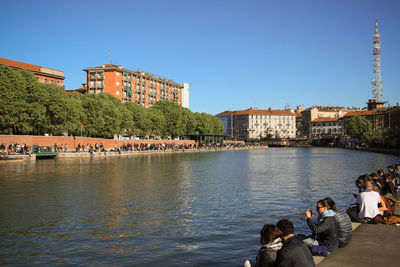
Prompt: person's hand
<box><xmin>306</xmin><ymin>209</ymin><xmax>313</xmax><ymax>218</ymax></box>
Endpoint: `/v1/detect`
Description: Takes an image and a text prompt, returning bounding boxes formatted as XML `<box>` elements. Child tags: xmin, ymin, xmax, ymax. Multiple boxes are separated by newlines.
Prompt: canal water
<box><xmin>0</xmin><ymin>148</ymin><xmax>398</xmax><ymax>266</ymax></box>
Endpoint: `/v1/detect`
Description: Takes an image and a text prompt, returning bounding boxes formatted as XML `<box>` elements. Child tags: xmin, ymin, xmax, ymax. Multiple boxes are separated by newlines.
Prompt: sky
<box><xmin>1</xmin><ymin>0</ymin><xmax>399</xmax><ymax>115</ymax></box>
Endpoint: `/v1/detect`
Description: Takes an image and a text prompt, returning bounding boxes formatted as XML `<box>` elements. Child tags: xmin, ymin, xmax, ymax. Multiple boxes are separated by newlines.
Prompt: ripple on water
<box><xmin>0</xmin><ymin>148</ymin><xmax>398</xmax><ymax>266</ymax></box>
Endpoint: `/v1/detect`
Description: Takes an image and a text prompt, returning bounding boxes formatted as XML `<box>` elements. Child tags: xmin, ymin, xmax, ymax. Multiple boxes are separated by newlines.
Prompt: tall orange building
<box><xmin>0</xmin><ymin>57</ymin><xmax>65</xmax><ymax>86</ymax></box>
<box><xmin>83</xmin><ymin>64</ymin><xmax>189</xmax><ymax>109</ymax></box>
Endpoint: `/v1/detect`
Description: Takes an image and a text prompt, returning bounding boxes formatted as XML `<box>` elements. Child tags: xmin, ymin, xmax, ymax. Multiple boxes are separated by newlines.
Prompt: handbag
<box><xmin>311</xmin><ymin>245</ymin><xmax>328</xmax><ymax>256</ymax></box>
<box><xmin>311</xmin><ymin>237</ymin><xmax>327</xmax><ymax>256</ymax></box>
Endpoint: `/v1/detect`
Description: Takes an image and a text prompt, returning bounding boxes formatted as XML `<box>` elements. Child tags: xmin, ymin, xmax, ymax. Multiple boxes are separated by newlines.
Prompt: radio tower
<box><xmin>367</xmin><ymin>19</ymin><xmax>386</xmax><ymax>110</ymax></box>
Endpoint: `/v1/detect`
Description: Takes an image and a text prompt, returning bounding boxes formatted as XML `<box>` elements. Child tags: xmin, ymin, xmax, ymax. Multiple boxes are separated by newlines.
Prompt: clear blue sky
<box><xmin>1</xmin><ymin>0</ymin><xmax>399</xmax><ymax>114</ymax></box>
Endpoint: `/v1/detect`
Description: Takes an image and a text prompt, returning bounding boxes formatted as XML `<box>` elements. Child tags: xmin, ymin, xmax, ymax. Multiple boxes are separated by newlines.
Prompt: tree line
<box><xmin>346</xmin><ymin>115</ymin><xmax>399</xmax><ymax>148</ymax></box>
<box><xmin>0</xmin><ymin>65</ymin><xmax>224</xmax><ymax>138</ymax></box>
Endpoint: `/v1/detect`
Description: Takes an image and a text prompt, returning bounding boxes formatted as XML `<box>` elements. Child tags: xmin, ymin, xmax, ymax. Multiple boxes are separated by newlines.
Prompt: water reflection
<box><xmin>0</xmin><ymin>148</ymin><xmax>398</xmax><ymax>266</ymax></box>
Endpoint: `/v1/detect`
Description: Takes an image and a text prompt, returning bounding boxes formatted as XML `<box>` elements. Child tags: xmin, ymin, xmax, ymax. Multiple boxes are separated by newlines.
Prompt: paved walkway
<box><xmin>316</xmin><ymin>223</ymin><xmax>400</xmax><ymax>266</ymax></box>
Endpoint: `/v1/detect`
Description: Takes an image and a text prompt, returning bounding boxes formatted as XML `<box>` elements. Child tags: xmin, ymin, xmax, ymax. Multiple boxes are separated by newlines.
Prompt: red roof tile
<box><xmin>216</xmin><ymin>111</ymin><xmax>234</xmax><ymax>116</ymax></box>
<box><xmin>344</xmin><ymin>110</ymin><xmax>377</xmax><ymax>117</ymax></box>
<box><xmin>233</xmin><ymin>108</ymin><xmax>295</xmax><ymax>116</ymax></box>
<box><xmin>0</xmin><ymin>57</ymin><xmax>41</xmax><ymax>72</ymax></box>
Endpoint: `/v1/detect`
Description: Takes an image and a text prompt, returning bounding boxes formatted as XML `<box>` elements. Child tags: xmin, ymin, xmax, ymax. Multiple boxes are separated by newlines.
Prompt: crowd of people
<box><xmin>347</xmin><ymin>164</ymin><xmax>399</xmax><ymax>224</ymax></box>
<box><xmin>0</xmin><ymin>143</ymin><xmax>30</xmax><ymax>154</ymax></box>
<box><xmin>0</xmin><ymin>141</ymin><xmax>256</xmax><ymax>157</ymax></box>
<box><xmin>245</xmin><ymin>163</ymin><xmax>400</xmax><ymax>267</ymax></box>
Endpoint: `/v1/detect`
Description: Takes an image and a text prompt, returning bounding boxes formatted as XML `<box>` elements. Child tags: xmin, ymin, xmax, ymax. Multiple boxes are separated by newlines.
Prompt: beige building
<box><xmin>301</xmin><ymin>106</ymin><xmax>359</xmax><ymax>136</ymax></box>
<box><xmin>311</xmin><ymin>117</ymin><xmax>344</xmax><ymax>136</ymax></box>
<box><xmin>231</xmin><ymin>108</ymin><xmax>296</xmax><ymax>140</ymax></box>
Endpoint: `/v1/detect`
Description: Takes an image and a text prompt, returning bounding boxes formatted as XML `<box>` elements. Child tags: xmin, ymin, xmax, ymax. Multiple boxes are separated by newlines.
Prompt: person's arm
<box><xmin>378</xmin><ymin>195</ymin><xmax>387</xmax><ymax>212</ymax></box>
<box><xmin>306</xmin><ymin>217</ymin><xmax>334</xmax><ymax>234</ymax></box>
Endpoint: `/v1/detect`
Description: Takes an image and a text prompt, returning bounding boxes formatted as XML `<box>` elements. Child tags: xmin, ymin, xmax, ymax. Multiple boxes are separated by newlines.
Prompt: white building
<box><xmin>231</xmin><ymin>108</ymin><xmax>296</xmax><ymax>140</ymax></box>
<box><xmin>311</xmin><ymin>117</ymin><xmax>344</xmax><ymax>136</ymax></box>
<box><xmin>181</xmin><ymin>83</ymin><xmax>190</xmax><ymax>109</ymax></box>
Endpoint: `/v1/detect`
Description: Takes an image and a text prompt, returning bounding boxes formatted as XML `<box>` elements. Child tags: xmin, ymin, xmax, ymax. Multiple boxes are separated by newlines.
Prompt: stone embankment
<box><xmin>315</xmin><ymin>222</ymin><xmax>400</xmax><ymax>266</ymax></box>
<box><xmin>56</xmin><ymin>146</ymin><xmax>266</xmax><ymax>159</ymax></box>
<box><xmin>315</xmin><ymin>189</ymin><xmax>400</xmax><ymax>266</ymax></box>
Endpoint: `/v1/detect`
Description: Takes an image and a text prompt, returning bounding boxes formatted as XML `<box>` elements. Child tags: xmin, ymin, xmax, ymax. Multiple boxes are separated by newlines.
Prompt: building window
<box><xmin>116</xmin><ymin>90</ymin><xmax>120</xmax><ymax>95</ymax></box>
<box><xmin>57</xmin><ymin>81</ymin><xmax>60</xmax><ymax>86</ymax></box>
<box><xmin>116</xmin><ymin>72</ymin><xmax>120</xmax><ymax>76</ymax></box>
<box><xmin>116</xmin><ymin>82</ymin><xmax>119</xmax><ymax>86</ymax></box>
<box><xmin>45</xmin><ymin>79</ymin><xmax>48</xmax><ymax>84</ymax></box>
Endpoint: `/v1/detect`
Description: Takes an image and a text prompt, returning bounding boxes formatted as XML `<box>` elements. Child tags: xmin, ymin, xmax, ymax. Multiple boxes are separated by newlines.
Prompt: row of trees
<box><xmin>0</xmin><ymin>65</ymin><xmax>224</xmax><ymax>138</ymax></box>
<box><xmin>346</xmin><ymin>115</ymin><xmax>399</xmax><ymax>148</ymax></box>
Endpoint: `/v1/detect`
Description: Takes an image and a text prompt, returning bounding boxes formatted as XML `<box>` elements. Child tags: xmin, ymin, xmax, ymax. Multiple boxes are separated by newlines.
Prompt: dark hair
<box><xmin>324</xmin><ymin>197</ymin><xmax>337</xmax><ymax>211</ymax></box>
<box><xmin>370</xmin><ymin>172</ymin><xmax>378</xmax><ymax>178</ymax></box>
<box><xmin>317</xmin><ymin>199</ymin><xmax>329</xmax><ymax>209</ymax></box>
<box><xmin>364</xmin><ymin>175</ymin><xmax>372</xmax><ymax>183</ymax></box>
<box><xmin>383</xmin><ymin>173</ymin><xmax>392</xmax><ymax>181</ymax></box>
<box><xmin>355</xmin><ymin>176</ymin><xmax>365</xmax><ymax>188</ymax></box>
<box><xmin>276</xmin><ymin>219</ymin><xmax>294</xmax><ymax>236</ymax></box>
<box><xmin>260</xmin><ymin>224</ymin><xmax>283</xmax><ymax>245</ymax></box>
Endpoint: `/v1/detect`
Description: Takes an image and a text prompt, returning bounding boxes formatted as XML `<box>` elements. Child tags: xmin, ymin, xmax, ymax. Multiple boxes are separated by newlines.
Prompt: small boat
<box><xmin>32</xmin><ymin>146</ymin><xmax>58</xmax><ymax>159</ymax></box>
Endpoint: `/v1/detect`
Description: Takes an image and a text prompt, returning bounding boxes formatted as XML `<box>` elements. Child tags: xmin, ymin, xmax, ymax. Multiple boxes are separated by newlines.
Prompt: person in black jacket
<box><xmin>274</xmin><ymin>219</ymin><xmax>315</xmax><ymax>267</ymax></box>
<box><xmin>254</xmin><ymin>224</ymin><xmax>284</xmax><ymax>267</ymax></box>
<box><xmin>303</xmin><ymin>199</ymin><xmax>339</xmax><ymax>254</ymax></box>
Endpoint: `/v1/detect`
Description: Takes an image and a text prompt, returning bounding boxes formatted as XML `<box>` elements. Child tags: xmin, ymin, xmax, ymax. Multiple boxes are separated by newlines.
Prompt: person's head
<box><xmin>363</xmin><ymin>174</ymin><xmax>372</xmax><ymax>183</ymax></box>
<box><xmin>363</xmin><ymin>181</ymin><xmax>374</xmax><ymax>192</ymax></box>
<box><xmin>383</xmin><ymin>173</ymin><xmax>392</xmax><ymax>182</ymax></box>
<box><xmin>316</xmin><ymin>199</ymin><xmax>329</xmax><ymax>214</ymax></box>
<box><xmin>276</xmin><ymin>219</ymin><xmax>294</xmax><ymax>237</ymax></box>
<box><xmin>355</xmin><ymin>176</ymin><xmax>365</xmax><ymax>189</ymax></box>
<box><xmin>259</xmin><ymin>224</ymin><xmax>283</xmax><ymax>245</ymax></box>
<box><xmin>370</xmin><ymin>172</ymin><xmax>378</xmax><ymax>179</ymax></box>
<box><xmin>388</xmin><ymin>166</ymin><xmax>394</xmax><ymax>173</ymax></box>
<box><xmin>324</xmin><ymin>197</ymin><xmax>337</xmax><ymax>211</ymax></box>
<box><xmin>377</xmin><ymin>169</ymin><xmax>385</xmax><ymax>177</ymax></box>
<box><xmin>395</xmin><ymin>164</ymin><xmax>400</xmax><ymax>171</ymax></box>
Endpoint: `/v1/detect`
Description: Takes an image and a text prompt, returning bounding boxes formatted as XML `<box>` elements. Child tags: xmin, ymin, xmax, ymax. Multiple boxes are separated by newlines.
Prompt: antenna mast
<box><xmin>372</xmin><ymin>19</ymin><xmax>383</xmax><ymax>101</ymax></box>
<box><xmin>107</xmin><ymin>48</ymin><xmax>113</xmax><ymax>64</ymax></box>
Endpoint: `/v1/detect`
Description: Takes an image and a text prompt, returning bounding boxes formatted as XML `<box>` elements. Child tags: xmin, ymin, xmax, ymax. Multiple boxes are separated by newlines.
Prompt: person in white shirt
<box><xmin>348</xmin><ymin>179</ymin><xmax>381</xmax><ymax>223</ymax></box>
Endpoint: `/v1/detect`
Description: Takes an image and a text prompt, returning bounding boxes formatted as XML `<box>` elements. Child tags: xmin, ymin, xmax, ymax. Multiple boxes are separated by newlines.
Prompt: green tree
<box><xmin>0</xmin><ymin>66</ymin><xmax>36</xmax><ymax>134</ymax></box>
<box><xmin>210</xmin><ymin>115</ymin><xmax>224</xmax><ymax>135</ymax></box>
<box><xmin>182</xmin><ymin>108</ymin><xmax>197</xmax><ymax>134</ymax></box>
<box><xmin>66</xmin><ymin>93</ymin><xmax>85</xmax><ymax>136</ymax></box>
<box><xmin>345</xmin><ymin>116</ymin><xmax>372</xmax><ymax>139</ymax></box>
<box><xmin>148</xmin><ymin>107</ymin><xmax>166</xmax><ymax>137</ymax></box>
<box><xmin>118</xmin><ymin>104</ymin><xmax>135</xmax><ymax>137</ymax></box>
<box><xmin>124</xmin><ymin>102</ymin><xmax>151</xmax><ymax>137</ymax></box>
<box><xmin>194</xmin><ymin>112</ymin><xmax>213</xmax><ymax>134</ymax></box>
<box><xmin>152</xmin><ymin>101</ymin><xmax>185</xmax><ymax>138</ymax></box>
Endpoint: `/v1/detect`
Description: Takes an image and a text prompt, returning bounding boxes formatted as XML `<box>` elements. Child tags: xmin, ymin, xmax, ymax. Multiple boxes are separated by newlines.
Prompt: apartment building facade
<box><xmin>343</xmin><ymin>110</ymin><xmax>385</xmax><ymax>131</ymax></box>
<box><xmin>228</xmin><ymin>108</ymin><xmax>296</xmax><ymax>140</ymax></box>
<box><xmin>0</xmin><ymin>57</ymin><xmax>65</xmax><ymax>86</ymax></box>
<box><xmin>84</xmin><ymin>64</ymin><xmax>189</xmax><ymax>108</ymax></box>
<box><xmin>216</xmin><ymin>111</ymin><xmax>234</xmax><ymax>136</ymax></box>
<box><xmin>301</xmin><ymin>106</ymin><xmax>361</xmax><ymax>136</ymax></box>
<box><xmin>311</xmin><ymin>117</ymin><xmax>344</xmax><ymax>136</ymax></box>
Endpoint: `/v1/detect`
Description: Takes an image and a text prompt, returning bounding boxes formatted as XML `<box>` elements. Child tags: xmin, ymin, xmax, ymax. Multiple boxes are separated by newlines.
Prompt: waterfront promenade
<box><xmin>316</xmin><ymin>223</ymin><xmax>400</xmax><ymax>266</ymax></box>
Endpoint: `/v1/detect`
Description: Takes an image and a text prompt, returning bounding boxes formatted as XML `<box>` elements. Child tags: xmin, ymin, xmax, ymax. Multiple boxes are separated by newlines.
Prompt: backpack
<box><xmin>383</xmin><ymin>215</ymin><xmax>400</xmax><ymax>225</ymax></box>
